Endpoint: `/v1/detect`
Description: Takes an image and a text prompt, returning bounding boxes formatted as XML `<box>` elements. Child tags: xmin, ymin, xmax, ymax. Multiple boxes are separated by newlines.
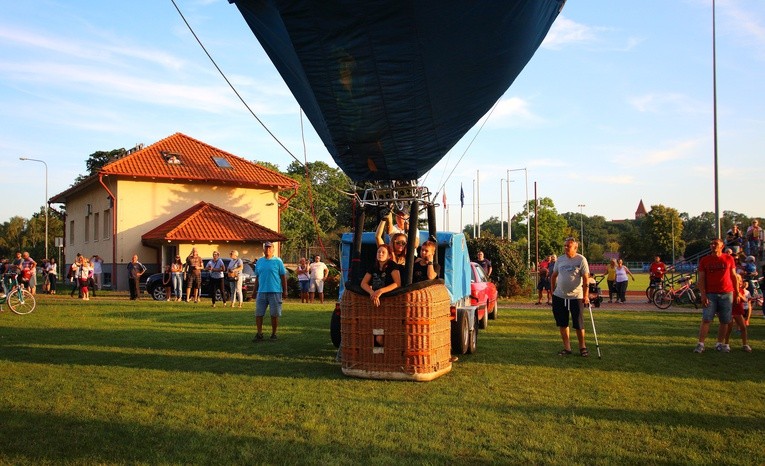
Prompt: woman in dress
<box><xmin>226</xmin><ymin>250</ymin><xmax>244</xmax><ymax>308</ymax></box>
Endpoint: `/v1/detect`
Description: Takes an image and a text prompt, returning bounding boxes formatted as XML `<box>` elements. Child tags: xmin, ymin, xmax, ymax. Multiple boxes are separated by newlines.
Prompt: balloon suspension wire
<box><xmin>171</xmin><ymin>0</ymin><xmax>303</xmax><ymax>168</ymax></box>
<box><xmin>299</xmin><ymin>109</ymin><xmax>329</xmax><ymax>259</ymax></box>
<box><xmin>430</xmin><ymin>100</ymin><xmax>501</xmax><ymax>205</ymax></box>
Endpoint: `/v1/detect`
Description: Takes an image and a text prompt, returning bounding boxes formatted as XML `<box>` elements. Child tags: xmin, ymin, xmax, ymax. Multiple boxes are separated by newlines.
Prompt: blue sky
<box><xmin>2</xmin><ymin>0</ymin><xmax>763</xmax><ymax>233</ymax></box>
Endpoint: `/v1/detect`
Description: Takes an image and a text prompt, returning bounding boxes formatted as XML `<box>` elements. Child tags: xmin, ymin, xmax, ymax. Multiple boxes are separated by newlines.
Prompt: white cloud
<box><xmin>485</xmin><ymin>97</ymin><xmax>545</xmax><ymax>128</ymax></box>
<box><xmin>613</xmin><ymin>138</ymin><xmax>703</xmax><ymax>167</ymax></box>
<box><xmin>542</xmin><ymin>16</ymin><xmax>596</xmax><ymax>50</ymax></box>
<box><xmin>628</xmin><ymin>93</ymin><xmax>706</xmax><ymax>115</ymax></box>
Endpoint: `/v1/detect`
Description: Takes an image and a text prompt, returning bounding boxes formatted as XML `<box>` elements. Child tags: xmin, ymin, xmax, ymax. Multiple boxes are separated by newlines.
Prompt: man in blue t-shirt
<box><xmin>253</xmin><ymin>242</ymin><xmax>287</xmax><ymax>341</ymax></box>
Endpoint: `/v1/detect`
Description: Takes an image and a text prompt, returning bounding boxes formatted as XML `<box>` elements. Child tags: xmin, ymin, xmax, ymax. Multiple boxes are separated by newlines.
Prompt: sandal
<box><xmin>580</xmin><ymin>347</ymin><xmax>589</xmax><ymax>357</ymax></box>
<box><xmin>535</xmin><ymin>302</ymin><xmax>542</xmax><ymax>305</ymax></box>
<box><xmin>557</xmin><ymin>349</ymin><xmax>573</xmax><ymax>356</ymax></box>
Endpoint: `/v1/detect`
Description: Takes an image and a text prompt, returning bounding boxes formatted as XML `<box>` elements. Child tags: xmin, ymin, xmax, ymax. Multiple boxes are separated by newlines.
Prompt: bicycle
<box><xmin>645</xmin><ymin>279</ymin><xmax>668</xmax><ymax>303</ymax></box>
<box><xmin>0</xmin><ymin>273</ymin><xmax>36</xmax><ymax>315</ymax></box>
<box><xmin>652</xmin><ymin>275</ymin><xmax>699</xmax><ymax>310</ymax></box>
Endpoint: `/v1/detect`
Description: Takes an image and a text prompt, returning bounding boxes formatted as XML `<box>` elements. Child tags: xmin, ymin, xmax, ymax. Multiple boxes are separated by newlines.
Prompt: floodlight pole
<box><xmin>20</xmin><ymin>157</ymin><xmax>48</xmax><ymax>259</ymax></box>
<box><xmin>578</xmin><ymin>204</ymin><xmax>586</xmax><ymax>256</ymax></box>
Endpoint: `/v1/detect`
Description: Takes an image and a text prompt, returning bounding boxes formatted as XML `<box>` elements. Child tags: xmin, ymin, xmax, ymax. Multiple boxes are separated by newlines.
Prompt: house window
<box><xmin>69</xmin><ymin>220</ymin><xmax>74</xmax><ymax>245</ymax></box>
<box><xmin>212</xmin><ymin>156</ymin><xmax>232</xmax><ymax>168</ymax></box>
<box><xmin>161</xmin><ymin>151</ymin><xmax>182</xmax><ymax>165</ymax></box>
<box><xmin>93</xmin><ymin>212</ymin><xmax>100</xmax><ymax>242</ymax></box>
<box><xmin>103</xmin><ymin>209</ymin><xmax>111</xmax><ymax>239</ymax></box>
<box><xmin>84</xmin><ymin>215</ymin><xmax>90</xmax><ymax>243</ymax></box>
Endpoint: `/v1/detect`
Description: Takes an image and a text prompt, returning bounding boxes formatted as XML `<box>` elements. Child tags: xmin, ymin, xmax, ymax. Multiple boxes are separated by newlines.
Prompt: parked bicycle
<box><xmin>652</xmin><ymin>275</ymin><xmax>700</xmax><ymax>310</ymax></box>
<box><xmin>0</xmin><ymin>273</ymin><xmax>36</xmax><ymax>315</ymax></box>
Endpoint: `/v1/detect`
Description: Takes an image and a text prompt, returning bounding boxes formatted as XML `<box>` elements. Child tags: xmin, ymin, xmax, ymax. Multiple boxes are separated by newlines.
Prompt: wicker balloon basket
<box><xmin>340</xmin><ymin>282</ymin><xmax>452</xmax><ymax>381</ymax></box>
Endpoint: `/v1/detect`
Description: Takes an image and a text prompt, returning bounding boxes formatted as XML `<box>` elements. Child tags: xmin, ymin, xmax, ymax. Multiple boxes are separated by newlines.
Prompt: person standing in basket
<box><xmin>253</xmin><ymin>242</ymin><xmax>287</xmax><ymax>341</ymax></box>
<box><xmin>127</xmin><ymin>254</ymin><xmax>146</xmax><ymax>300</ymax></box>
<box><xmin>550</xmin><ymin>237</ymin><xmax>591</xmax><ymax>357</ymax></box>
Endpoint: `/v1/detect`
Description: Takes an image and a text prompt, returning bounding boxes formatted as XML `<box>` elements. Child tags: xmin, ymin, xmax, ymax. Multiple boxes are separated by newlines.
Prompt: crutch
<box><xmin>588</xmin><ymin>303</ymin><xmax>602</xmax><ymax>359</ymax></box>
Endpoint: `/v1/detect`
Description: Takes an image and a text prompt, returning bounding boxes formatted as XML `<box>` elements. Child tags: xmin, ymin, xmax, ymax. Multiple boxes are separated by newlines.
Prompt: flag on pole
<box><xmin>460</xmin><ymin>184</ymin><xmax>465</xmax><ymax>208</ymax></box>
<box><xmin>442</xmin><ymin>191</ymin><xmax>447</xmax><ymax>210</ymax></box>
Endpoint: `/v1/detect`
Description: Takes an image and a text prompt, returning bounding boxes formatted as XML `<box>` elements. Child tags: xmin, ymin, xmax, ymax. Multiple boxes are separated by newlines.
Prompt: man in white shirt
<box><xmin>550</xmin><ymin>237</ymin><xmax>591</xmax><ymax>357</ymax></box>
<box><xmin>308</xmin><ymin>255</ymin><xmax>329</xmax><ymax>304</ymax></box>
<box><xmin>90</xmin><ymin>255</ymin><xmax>103</xmax><ymax>291</ymax></box>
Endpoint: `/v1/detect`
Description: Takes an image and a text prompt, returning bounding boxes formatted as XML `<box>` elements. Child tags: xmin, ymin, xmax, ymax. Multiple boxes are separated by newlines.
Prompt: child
<box><xmin>412</xmin><ymin>240</ymin><xmax>440</xmax><ymax>283</ymax></box>
<box><xmin>725</xmin><ymin>273</ymin><xmax>752</xmax><ymax>352</ymax></box>
<box><xmin>360</xmin><ymin>244</ymin><xmax>401</xmax><ymax>347</ymax></box>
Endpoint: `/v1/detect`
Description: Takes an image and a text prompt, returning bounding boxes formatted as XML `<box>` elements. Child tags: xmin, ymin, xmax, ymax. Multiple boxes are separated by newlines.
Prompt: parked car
<box><xmin>145</xmin><ymin>258</ymin><xmax>256</xmax><ymax>301</ymax></box>
<box><xmin>470</xmin><ymin>261</ymin><xmax>499</xmax><ymax>330</ymax></box>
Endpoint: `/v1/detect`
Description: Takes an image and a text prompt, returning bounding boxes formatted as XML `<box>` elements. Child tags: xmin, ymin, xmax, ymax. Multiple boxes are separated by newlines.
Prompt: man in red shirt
<box><xmin>649</xmin><ymin>256</ymin><xmax>666</xmax><ymax>285</ymax></box>
<box><xmin>694</xmin><ymin>238</ymin><xmax>738</xmax><ymax>353</ymax></box>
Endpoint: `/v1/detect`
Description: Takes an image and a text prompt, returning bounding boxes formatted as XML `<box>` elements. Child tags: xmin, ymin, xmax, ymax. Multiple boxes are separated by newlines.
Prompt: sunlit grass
<box><xmin>1</xmin><ymin>295</ymin><xmax>763</xmax><ymax>464</ymax></box>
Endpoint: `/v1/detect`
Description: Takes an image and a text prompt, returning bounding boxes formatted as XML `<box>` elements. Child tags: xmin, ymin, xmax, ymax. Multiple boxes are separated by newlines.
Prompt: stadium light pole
<box><xmin>508</xmin><ymin>168</ymin><xmax>529</xmax><ymax>266</ymax></box>
<box><xmin>500</xmin><ymin>179</ymin><xmax>505</xmax><ymax>239</ymax></box>
<box><xmin>712</xmin><ymin>0</ymin><xmax>721</xmax><ymax>238</ymax></box>
<box><xmin>20</xmin><ymin>157</ymin><xmax>48</xmax><ymax>260</ymax></box>
<box><xmin>578</xmin><ymin>204</ymin><xmax>586</xmax><ymax>256</ymax></box>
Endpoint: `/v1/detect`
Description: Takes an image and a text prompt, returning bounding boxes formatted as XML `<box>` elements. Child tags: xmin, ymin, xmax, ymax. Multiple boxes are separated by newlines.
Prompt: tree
<box><xmin>681</xmin><ymin>211</ymin><xmax>716</xmax><ymax>242</ymax></box>
<box><xmin>467</xmin><ymin>236</ymin><xmax>529</xmax><ymax>297</ymax></box>
<box><xmin>72</xmin><ymin>149</ymin><xmax>126</xmax><ymax>185</ymax></box>
<box><xmin>281</xmin><ymin>161</ymin><xmax>354</xmax><ymax>259</ymax></box>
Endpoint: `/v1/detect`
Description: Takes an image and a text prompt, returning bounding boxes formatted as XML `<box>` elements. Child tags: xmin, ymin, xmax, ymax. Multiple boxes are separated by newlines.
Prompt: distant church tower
<box><xmin>635</xmin><ymin>199</ymin><xmax>647</xmax><ymax>219</ymax></box>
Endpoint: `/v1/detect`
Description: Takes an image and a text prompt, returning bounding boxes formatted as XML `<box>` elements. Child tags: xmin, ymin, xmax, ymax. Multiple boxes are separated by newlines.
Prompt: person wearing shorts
<box><xmin>308</xmin><ymin>255</ymin><xmax>329</xmax><ymax>304</ymax></box>
<box><xmin>253</xmin><ymin>242</ymin><xmax>287</xmax><ymax>341</ymax></box>
<box><xmin>695</xmin><ymin>238</ymin><xmax>738</xmax><ymax>353</ymax></box>
<box><xmin>550</xmin><ymin>237</ymin><xmax>591</xmax><ymax>357</ymax></box>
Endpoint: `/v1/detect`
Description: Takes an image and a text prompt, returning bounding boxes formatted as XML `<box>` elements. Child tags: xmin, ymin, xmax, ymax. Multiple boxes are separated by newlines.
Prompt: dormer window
<box><xmin>212</xmin><ymin>156</ymin><xmax>233</xmax><ymax>169</ymax></box>
<box><xmin>161</xmin><ymin>151</ymin><xmax>183</xmax><ymax>165</ymax></box>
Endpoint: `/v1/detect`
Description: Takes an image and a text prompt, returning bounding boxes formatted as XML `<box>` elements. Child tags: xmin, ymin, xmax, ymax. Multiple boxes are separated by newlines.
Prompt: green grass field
<box><xmin>1</xmin><ymin>294</ymin><xmax>763</xmax><ymax>464</ymax></box>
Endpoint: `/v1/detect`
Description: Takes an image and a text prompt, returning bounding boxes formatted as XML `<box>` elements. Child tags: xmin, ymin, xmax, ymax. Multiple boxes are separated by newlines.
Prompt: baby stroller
<box><xmin>589</xmin><ymin>274</ymin><xmax>606</xmax><ymax>308</ymax></box>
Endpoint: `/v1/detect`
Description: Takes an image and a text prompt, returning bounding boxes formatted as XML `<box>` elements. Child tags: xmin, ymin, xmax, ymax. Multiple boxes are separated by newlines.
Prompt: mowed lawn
<box><xmin>1</xmin><ymin>294</ymin><xmax>763</xmax><ymax>465</ymax></box>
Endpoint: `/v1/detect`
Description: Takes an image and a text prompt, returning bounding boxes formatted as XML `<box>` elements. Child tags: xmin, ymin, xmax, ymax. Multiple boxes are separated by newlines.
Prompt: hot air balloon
<box><xmin>229</xmin><ymin>0</ymin><xmax>565</xmax><ymax>183</ymax></box>
<box><xmin>229</xmin><ymin>0</ymin><xmax>564</xmax><ymax>380</ymax></box>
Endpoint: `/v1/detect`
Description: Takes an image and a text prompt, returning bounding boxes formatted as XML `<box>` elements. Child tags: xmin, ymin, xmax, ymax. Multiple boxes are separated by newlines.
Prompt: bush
<box><xmin>467</xmin><ymin>237</ymin><xmax>530</xmax><ymax>297</ymax></box>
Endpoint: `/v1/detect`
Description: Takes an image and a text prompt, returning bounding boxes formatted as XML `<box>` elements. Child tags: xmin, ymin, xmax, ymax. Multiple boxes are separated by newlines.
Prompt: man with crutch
<box><xmin>550</xmin><ymin>237</ymin><xmax>591</xmax><ymax>357</ymax></box>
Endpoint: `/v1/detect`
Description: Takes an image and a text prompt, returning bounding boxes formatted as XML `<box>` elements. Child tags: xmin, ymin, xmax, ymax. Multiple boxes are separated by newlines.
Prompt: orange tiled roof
<box><xmin>141</xmin><ymin>202</ymin><xmax>287</xmax><ymax>243</ymax></box>
<box><xmin>101</xmin><ymin>133</ymin><xmax>298</xmax><ymax>189</ymax></box>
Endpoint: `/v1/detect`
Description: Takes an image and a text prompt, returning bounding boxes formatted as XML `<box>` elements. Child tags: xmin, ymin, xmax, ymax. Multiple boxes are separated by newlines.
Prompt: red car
<box><xmin>470</xmin><ymin>262</ymin><xmax>498</xmax><ymax>330</ymax></box>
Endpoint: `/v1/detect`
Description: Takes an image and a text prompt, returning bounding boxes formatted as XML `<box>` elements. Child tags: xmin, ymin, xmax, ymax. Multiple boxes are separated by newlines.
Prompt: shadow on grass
<box><xmin>0</xmin><ymin>408</ymin><xmax>447</xmax><ymax>465</ymax></box>
<box><xmin>468</xmin><ymin>317</ymin><xmax>765</xmax><ymax>383</ymax></box>
<box><xmin>0</xmin><ymin>325</ymin><xmax>343</xmax><ymax>380</ymax></box>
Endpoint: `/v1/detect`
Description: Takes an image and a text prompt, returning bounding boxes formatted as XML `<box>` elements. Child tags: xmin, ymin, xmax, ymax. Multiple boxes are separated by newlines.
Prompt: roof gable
<box><xmin>141</xmin><ymin>201</ymin><xmax>287</xmax><ymax>243</ymax></box>
<box><xmin>101</xmin><ymin>132</ymin><xmax>297</xmax><ymax>189</ymax></box>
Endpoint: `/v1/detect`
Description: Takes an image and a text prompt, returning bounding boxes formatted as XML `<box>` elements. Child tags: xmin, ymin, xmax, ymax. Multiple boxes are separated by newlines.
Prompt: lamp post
<box><xmin>500</xmin><ymin>179</ymin><xmax>505</xmax><ymax>239</ymax></box>
<box><xmin>508</xmin><ymin>168</ymin><xmax>529</xmax><ymax>267</ymax></box>
<box><xmin>712</xmin><ymin>0</ymin><xmax>721</xmax><ymax>238</ymax></box>
<box><xmin>20</xmin><ymin>157</ymin><xmax>48</xmax><ymax>259</ymax></box>
<box><xmin>578</xmin><ymin>204</ymin><xmax>586</xmax><ymax>256</ymax></box>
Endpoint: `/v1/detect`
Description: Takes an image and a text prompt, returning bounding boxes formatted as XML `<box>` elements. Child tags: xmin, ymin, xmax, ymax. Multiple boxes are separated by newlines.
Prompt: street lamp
<box><xmin>508</xmin><ymin>168</ymin><xmax>529</xmax><ymax>267</ymax></box>
<box><xmin>20</xmin><ymin>157</ymin><xmax>48</xmax><ymax>259</ymax></box>
<box><xmin>500</xmin><ymin>179</ymin><xmax>505</xmax><ymax>239</ymax></box>
<box><xmin>578</xmin><ymin>204</ymin><xmax>586</xmax><ymax>256</ymax></box>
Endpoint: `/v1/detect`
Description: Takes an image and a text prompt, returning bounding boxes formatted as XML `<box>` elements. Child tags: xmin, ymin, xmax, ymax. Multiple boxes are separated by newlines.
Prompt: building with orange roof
<box><xmin>50</xmin><ymin>133</ymin><xmax>298</xmax><ymax>291</ymax></box>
